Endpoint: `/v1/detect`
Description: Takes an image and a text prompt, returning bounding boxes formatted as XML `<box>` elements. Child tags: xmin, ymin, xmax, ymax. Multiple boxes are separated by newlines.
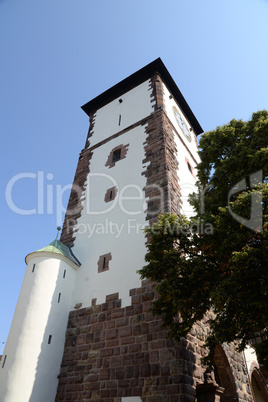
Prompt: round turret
<box><xmin>0</xmin><ymin>236</ymin><xmax>80</xmax><ymax>402</ymax></box>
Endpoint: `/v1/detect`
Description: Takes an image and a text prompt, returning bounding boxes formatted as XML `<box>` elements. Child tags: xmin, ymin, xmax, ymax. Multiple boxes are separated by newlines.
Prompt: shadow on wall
<box><xmin>213</xmin><ymin>344</ymin><xmax>239</xmax><ymax>400</ymax></box>
<box><xmin>29</xmin><ymin>260</ymin><xmax>74</xmax><ymax>402</ymax></box>
<box><xmin>250</xmin><ymin>364</ymin><xmax>268</xmax><ymax>402</ymax></box>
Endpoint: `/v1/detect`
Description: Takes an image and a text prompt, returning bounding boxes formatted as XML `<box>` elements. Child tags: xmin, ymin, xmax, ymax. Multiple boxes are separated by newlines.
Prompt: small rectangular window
<box><xmin>104</xmin><ymin>186</ymin><xmax>118</xmax><ymax>203</ymax></box>
<box><xmin>187</xmin><ymin>162</ymin><xmax>192</xmax><ymax>173</ymax></box>
<box><xmin>63</xmin><ymin>270</ymin><xmax>66</xmax><ymax>278</ymax></box>
<box><xmin>32</xmin><ymin>264</ymin><xmax>35</xmax><ymax>273</ymax></box>
<box><xmin>48</xmin><ymin>335</ymin><xmax>52</xmax><ymax>344</ymax></box>
<box><xmin>2</xmin><ymin>355</ymin><xmax>7</xmax><ymax>368</ymax></box>
<box><xmin>58</xmin><ymin>293</ymin><xmax>61</xmax><ymax>303</ymax></box>
<box><xmin>98</xmin><ymin>253</ymin><xmax>112</xmax><ymax>273</ymax></box>
<box><xmin>105</xmin><ymin>143</ymin><xmax>129</xmax><ymax>168</ymax></box>
<box><xmin>118</xmin><ymin>114</ymin><xmax>121</xmax><ymax>126</ymax></box>
<box><xmin>112</xmin><ymin>149</ymin><xmax>121</xmax><ymax>162</ymax></box>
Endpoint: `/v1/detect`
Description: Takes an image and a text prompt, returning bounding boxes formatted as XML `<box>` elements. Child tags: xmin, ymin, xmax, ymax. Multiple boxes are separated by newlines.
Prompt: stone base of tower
<box><xmin>55</xmin><ymin>280</ymin><xmax>252</xmax><ymax>402</ymax></box>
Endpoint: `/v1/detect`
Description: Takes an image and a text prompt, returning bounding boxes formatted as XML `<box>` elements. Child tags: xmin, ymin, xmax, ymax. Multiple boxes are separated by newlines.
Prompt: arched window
<box><xmin>196</xmin><ymin>344</ymin><xmax>239</xmax><ymax>402</ymax></box>
<box><xmin>251</xmin><ymin>367</ymin><xmax>268</xmax><ymax>402</ymax></box>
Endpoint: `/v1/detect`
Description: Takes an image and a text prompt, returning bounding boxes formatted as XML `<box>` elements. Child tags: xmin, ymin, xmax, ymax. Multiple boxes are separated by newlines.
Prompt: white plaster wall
<box><xmin>244</xmin><ymin>346</ymin><xmax>258</xmax><ymax>374</ymax></box>
<box><xmin>161</xmin><ymin>82</ymin><xmax>200</xmax><ymax>218</ymax></box>
<box><xmin>162</xmin><ymin>82</ymin><xmax>200</xmax><ymax>162</ymax></box>
<box><xmin>173</xmin><ymin>132</ymin><xmax>199</xmax><ymax>218</ymax></box>
<box><xmin>89</xmin><ymin>79</ymin><xmax>154</xmax><ymax>147</ymax></box>
<box><xmin>0</xmin><ymin>254</ymin><xmax>76</xmax><ymax>402</ymax></box>
<box><xmin>72</xmin><ymin>125</ymin><xmax>149</xmax><ymax>308</ymax></box>
<box><xmin>71</xmin><ymin>81</ymin><xmax>202</xmax><ymax>309</ymax></box>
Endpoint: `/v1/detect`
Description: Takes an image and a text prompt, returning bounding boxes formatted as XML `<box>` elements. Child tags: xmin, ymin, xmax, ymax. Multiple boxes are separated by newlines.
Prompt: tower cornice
<box><xmin>81</xmin><ymin>58</ymin><xmax>203</xmax><ymax>135</ymax></box>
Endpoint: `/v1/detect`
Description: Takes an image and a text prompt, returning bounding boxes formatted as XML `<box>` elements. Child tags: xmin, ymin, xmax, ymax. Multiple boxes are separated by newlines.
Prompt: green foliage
<box><xmin>139</xmin><ymin>111</ymin><xmax>268</xmax><ymax>369</ymax></box>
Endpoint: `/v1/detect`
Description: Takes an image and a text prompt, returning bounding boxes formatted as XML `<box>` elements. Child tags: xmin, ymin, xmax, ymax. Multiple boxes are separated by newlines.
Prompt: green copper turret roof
<box><xmin>35</xmin><ymin>239</ymin><xmax>81</xmax><ymax>266</ymax></box>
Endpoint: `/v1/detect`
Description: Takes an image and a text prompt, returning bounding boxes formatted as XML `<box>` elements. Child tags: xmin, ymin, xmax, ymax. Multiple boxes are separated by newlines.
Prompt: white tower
<box><xmin>59</xmin><ymin>58</ymin><xmax>202</xmax><ymax>311</ymax></box>
<box><xmin>0</xmin><ymin>58</ymin><xmax>203</xmax><ymax>402</ymax></box>
<box><xmin>5</xmin><ymin>59</ymin><xmax>253</xmax><ymax>402</ymax></box>
<box><xmin>0</xmin><ymin>235</ymin><xmax>80</xmax><ymax>401</ymax></box>
<box><xmin>1</xmin><ymin>58</ymin><xmax>255</xmax><ymax>402</ymax></box>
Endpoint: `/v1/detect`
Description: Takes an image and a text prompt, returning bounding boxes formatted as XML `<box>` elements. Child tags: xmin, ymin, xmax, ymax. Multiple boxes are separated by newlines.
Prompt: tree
<box><xmin>139</xmin><ymin>111</ymin><xmax>268</xmax><ymax>369</ymax></box>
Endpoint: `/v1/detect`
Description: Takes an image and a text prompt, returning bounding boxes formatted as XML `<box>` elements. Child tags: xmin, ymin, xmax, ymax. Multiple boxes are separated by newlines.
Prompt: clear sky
<box><xmin>1</xmin><ymin>0</ymin><xmax>268</xmax><ymax>354</ymax></box>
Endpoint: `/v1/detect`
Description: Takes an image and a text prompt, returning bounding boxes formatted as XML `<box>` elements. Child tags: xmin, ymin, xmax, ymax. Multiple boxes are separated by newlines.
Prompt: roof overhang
<box><xmin>25</xmin><ymin>251</ymin><xmax>80</xmax><ymax>271</ymax></box>
<box><xmin>81</xmin><ymin>58</ymin><xmax>203</xmax><ymax>135</ymax></box>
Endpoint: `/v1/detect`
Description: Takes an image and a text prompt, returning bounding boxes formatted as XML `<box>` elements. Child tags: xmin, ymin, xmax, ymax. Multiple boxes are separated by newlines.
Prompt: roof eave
<box><xmin>25</xmin><ymin>250</ymin><xmax>80</xmax><ymax>271</ymax></box>
<box><xmin>81</xmin><ymin>58</ymin><xmax>203</xmax><ymax>135</ymax></box>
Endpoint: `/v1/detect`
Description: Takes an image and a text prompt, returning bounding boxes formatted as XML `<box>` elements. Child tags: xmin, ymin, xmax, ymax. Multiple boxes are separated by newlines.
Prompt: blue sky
<box><xmin>1</xmin><ymin>0</ymin><xmax>268</xmax><ymax>354</ymax></box>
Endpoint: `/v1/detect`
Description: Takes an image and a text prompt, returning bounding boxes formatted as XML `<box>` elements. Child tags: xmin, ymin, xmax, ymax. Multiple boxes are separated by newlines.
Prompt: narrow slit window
<box><xmin>2</xmin><ymin>355</ymin><xmax>7</xmax><ymax>368</ymax></box>
<box><xmin>63</xmin><ymin>269</ymin><xmax>66</xmax><ymax>278</ymax></box>
<box><xmin>58</xmin><ymin>293</ymin><xmax>61</xmax><ymax>303</ymax></box>
<box><xmin>48</xmin><ymin>335</ymin><xmax>52</xmax><ymax>344</ymax></box>
<box><xmin>112</xmin><ymin>149</ymin><xmax>121</xmax><ymax>163</ymax></box>
<box><xmin>118</xmin><ymin>114</ymin><xmax>121</xmax><ymax>126</ymax></box>
<box><xmin>98</xmin><ymin>253</ymin><xmax>112</xmax><ymax>273</ymax></box>
<box><xmin>32</xmin><ymin>264</ymin><xmax>35</xmax><ymax>273</ymax></box>
<box><xmin>187</xmin><ymin>162</ymin><xmax>192</xmax><ymax>173</ymax></box>
<box><xmin>104</xmin><ymin>186</ymin><xmax>118</xmax><ymax>203</ymax></box>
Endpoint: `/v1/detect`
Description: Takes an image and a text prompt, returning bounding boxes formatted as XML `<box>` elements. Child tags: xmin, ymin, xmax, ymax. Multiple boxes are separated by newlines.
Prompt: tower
<box><xmin>0</xmin><ymin>59</ymin><xmax>254</xmax><ymax>401</ymax></box>
<box><xmin>59</xmin><ymin>58</ymin><xmax>202</xmax><ymax>311</ymax></box>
